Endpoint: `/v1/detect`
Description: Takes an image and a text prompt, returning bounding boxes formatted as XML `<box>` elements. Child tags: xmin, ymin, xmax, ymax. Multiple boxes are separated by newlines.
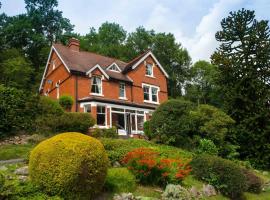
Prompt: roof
<box><xmin>123</xmin><ymin>50</ymin><xmax>151</xmax><ymax>73</ymax></box>
<box><xmin>78</xmin><ymin>96</ymin><xmax>157</xmax><ymax>110</ymax></box>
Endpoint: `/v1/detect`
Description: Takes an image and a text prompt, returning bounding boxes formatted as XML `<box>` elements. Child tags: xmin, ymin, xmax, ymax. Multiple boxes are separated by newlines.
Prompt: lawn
<box><xmin>0</xmin><ymin>137</ymin><xmax>270</xmax><ymax>200</ymax></box>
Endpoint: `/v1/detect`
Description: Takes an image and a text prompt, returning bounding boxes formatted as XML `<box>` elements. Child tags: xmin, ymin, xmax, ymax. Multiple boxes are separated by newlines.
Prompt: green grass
<box><xmin>133</xmin><ymin>185</ymin><xmax>162</xmax><ymax>198</ymax></box>
<box><xmin>0</xmin><ymin>143</ymin><xmax>35</xmax><ymax>160</ymax></box>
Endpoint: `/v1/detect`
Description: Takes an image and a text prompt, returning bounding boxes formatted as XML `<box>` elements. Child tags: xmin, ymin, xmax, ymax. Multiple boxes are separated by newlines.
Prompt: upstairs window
<box><xmin>52</xmin><ymin>60</ymin><xmax>56</xmax><ymax>70</ymax></box>
<box><xmin>107</xmin><ymin>63</ymin><xmax>121</xmax><ymax>72</ymax></box>
<box><xmin>146</xmin><ymin>63</ymin><xmax>153</xmax><ymax>77</ymax></box>
<box><xmin>143</xmin><ymin>84</ymin><xmax>159</xmax><ymax>103</ymax></box>
<box><xmin>119</xmin><ymin>82</ymin><xmax>126</xmax><ymax>98</ymax></box>
<box><xmin>91</xmin><ymin>76</ymin><xmax>102</xmax><ymax>95</ymax></box>
<box><xmin>97</xmin><ymin>106</ymin><xmax>106</xmax><ymax>126</ymax></box>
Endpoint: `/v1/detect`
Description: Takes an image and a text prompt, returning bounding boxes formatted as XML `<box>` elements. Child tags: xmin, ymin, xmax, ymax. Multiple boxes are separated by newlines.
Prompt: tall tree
<box><xmin>211</xmin><ymin>9</ymin><xmax>270</xmax><ymax>168</ymax></box>
<box><xmin>185</xmin><ymin>60</ymin><xmax>221</xmax><ymax>107</ymax></box>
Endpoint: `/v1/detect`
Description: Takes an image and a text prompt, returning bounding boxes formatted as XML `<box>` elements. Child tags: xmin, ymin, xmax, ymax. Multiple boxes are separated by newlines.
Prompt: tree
<box><xmin>185</xmin><ymin>60</ymin><xmax>222</xmax><ymax>107</ymax></box>
<box><xmin>211</xmin><ymin>9</ymin><xmax>270</xmax><ymax>168</ymax></box>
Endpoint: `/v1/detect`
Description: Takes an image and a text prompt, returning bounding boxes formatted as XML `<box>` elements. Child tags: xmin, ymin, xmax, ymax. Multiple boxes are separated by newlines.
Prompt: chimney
<box><xmin>68</xmin><ymin>38</ymin><xmax>80</xmax><ymax>51</ymax></box>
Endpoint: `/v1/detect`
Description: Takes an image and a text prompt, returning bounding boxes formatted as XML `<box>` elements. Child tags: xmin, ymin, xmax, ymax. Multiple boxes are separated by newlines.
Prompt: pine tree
<box><xmin>211</xmin><ymin>9</ymin><xmax>270</xmax><ymax>168</ymax></box>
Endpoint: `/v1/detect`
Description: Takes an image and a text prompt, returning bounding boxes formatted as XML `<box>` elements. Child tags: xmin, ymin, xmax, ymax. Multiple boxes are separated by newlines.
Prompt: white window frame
<box><xmin>119</xmin><ymin>82</ymin><xmax>126</xmax><ymax>100</ymax></box>
<box><xmin>142</xmin><ymin>83</ymin><xmax>160</xmax><ymax>104</ymax></box>
<box><xmin>52</xmin><ymin>60</ymin><xmax>56</xmax><ymax>70</ymax></box>
<box><xmin>84</xmin><ymin>104</ymin><xmax>91</xmax><ymax>113</ymax></box>
<box><xmin>90</xmin><ymin>76</ymin><xmax>103</xmax><ymax>96</ymax></box>
<box><xmin>145</xmin><ymin>63</ymin><xmax>154</xmax><ymax>77</ymax></box>
<box><xmin>96</xmin><ymin>105</ymin><xmax>107</xmax><ymax>128</ymax></box>
<box><xmin>55</xmin><ymin>81</ymin><xmax>60</xmax><ymax>99</ymax></box>
<box><xmin>107</xmin><ymin>62</ymin><xmax>121</xmax><ymax>73</ymax></box>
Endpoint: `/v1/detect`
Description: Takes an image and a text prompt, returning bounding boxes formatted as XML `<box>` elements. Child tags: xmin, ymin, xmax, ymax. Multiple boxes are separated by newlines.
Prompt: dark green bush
<box><xmin>191</xmin><ymin>154</ymin><xmax>247</xmax><ymax>199</ymax></box>
<box><xmin>143</xmin><ymin>121</ymin><xmax>153</xmax><ymax>139</ymax></box>
<box><xmin>92</xmin><ymin>127</ymin><xmax>118</xmax><ymax>138</ymax></box>
<box><xmin>36</xmin><ymin>113</ymin><xmax>95</xmax><ymax>134</ymax></box>
<box><xmin>196</xmin><ymin>139</ymin><xmax>218</xmax><ymax>155</ymax></box>
<box><xmin>59</xmin><ymin>95</ymin><xmax>74</xmax><ymax>111</ymax></box>
<box><xmin>36</xmin><ymin>96</ymin><xmax>64</xmax><ymax>117</ymax></box>
<box><xmin>104</xmin><ymin>168</ymin><xmax>136</xmax><ymax>193</ymax></box>
<box><xmin>241</xmin><ymin>168</ymin><xmax>263</xmax><ymax>194</ymax></box>
<box><xmin>150</xmin><ymin>99</ymin><xmax>194</xmax><ymax>146</ymax></box>
<box><xmin>0</xmin><ymin>172</ymin><xmax>4</xmax><ymax>191</ymax></box>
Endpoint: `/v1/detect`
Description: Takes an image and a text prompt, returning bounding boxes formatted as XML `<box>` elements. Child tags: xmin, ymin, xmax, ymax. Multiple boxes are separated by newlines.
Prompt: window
<box><xmin>137</xmin><ymin>115</ymin><xmax>144</xmax><ymax>131</ymax></box>
<box><xmin>108</xmin><ymin>64</ymin><xmax>120</xmax><ymax>72</ymax></box>
<box><xmin>119</xmin><ymin>82</ymin><xmax>125</xmax><ymax>98</ymax></box>
<box><xmin>52</xmin><ymin>60</ymin><xmax>56</xmax><ymax>70</ymax></box>
<box><xmin>143</xmin><ymin>84</ymin><xmax>159</xmax><ymax>103</ymax></box>
<box><xmin>143</xmin><ymin>86</ymin><xmax>150</xmax><ymax>101</ymax></box>
<box><xmin>97</xmin><ymin>106</ymin><xmax>106</xmax><ymax>126</ymax></box>
<box><xmin>91</xmin><ymin>76</ymin><xmax>102</xmax><ymax>94</ymax></box>
<box><xmin>112</xmin><ymin>113</ymin><xmax>125</xmax><ymax>129</ymax></box>
<box><xmin>146</xmin><ymin>63</ymin><xmax>153</xmax><ymax>76</ymax></box>
<box><xmin>84</xmin><ymin>105</ymin><xmax>91</xmax><ymax>113</ymax></box>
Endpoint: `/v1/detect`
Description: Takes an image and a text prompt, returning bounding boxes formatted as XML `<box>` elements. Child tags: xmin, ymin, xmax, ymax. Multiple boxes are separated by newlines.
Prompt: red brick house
<box><xmin>39</xmin><ymin>38</ymin><xmax>169</xmax><ymax>135</ymax></box>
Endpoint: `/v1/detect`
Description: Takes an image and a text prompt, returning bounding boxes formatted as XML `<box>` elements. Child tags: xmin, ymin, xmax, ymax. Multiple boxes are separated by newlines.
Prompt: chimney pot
<box><xmin>68</xmin><ymin>38</ymin><xmax>80</xmax><ymax>51</ymax></box>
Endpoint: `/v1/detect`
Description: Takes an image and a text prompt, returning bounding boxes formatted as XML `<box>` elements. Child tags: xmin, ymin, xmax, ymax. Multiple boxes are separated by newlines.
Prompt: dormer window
<box><xmin>52</xmin><ymin>60</ymin><xmax>56</xmax><ymax>70</ymax></box>
<box><xmin>107</xmin><ymin>63</ymin><xmax>121</xmax><ymax>72</ymax></box>
<box><xmin>91</xmin><ymin>76</ymin><xmax>102</xmax><ymax>95</ymax></box>
<box><xmin>146</xmin><ymin>63</ymin><xmax>153</xmax><ymax>77</ymax></box>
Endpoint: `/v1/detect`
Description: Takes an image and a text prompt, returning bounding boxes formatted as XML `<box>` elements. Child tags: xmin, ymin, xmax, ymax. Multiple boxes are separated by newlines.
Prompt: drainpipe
<box><xmin>75</xmin><ymin>75</ymin><xmax>78</xmax><ymax>112</ymax></box>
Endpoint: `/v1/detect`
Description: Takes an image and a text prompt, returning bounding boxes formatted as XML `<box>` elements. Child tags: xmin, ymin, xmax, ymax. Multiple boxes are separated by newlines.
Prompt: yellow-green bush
<box><xmin>29</xmin><ymin>132</ymin><xmax>109</xmax><ymax>199</ymax></box>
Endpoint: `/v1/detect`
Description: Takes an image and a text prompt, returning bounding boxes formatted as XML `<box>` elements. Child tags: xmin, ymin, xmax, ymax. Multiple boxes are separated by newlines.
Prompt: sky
<box><xmin>1</xmin><ymin>0</ymin><xmax>270</xmax><ymax>62</ymax></box>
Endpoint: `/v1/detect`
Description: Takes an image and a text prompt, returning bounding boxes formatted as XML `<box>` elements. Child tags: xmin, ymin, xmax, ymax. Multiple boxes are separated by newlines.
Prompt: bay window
<box><xmin>97</xmin><ymin>106</ymin><xmax>106</xmax><ymax>126</ymax></box>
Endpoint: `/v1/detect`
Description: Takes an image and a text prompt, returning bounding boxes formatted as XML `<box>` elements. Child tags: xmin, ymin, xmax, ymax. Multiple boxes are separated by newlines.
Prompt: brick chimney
<box><xmin>68</xmin><ymin>38</ymin><xmax>80</xmax><ymax>51</ymax></box>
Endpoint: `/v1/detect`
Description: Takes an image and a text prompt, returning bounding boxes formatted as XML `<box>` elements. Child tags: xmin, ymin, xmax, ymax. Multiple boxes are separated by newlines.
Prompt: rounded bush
<box><xmin>241</xmin><ymin>168</ymin><xmax>263</xmax><ymax>194</ymax></box>
<box><xmin>197</xmin><ymin>139</ymin><xmax>218</xmax><ymax>155</ymax></box>
<box><xmin>36</xmin><ymin>96</ymin><xmax>64</xmax><ymax>116</ymax></box>
<box><xmin>104</xmin><ymin>168</ymin><xmax>136</xmax><ymax>193</ymax></box>
<box><xmin>29</xmin><ymin>132</ymin><xmax>109</xmax><ymax>199</ymax></box>
<box><xmin>162</xmin><ymin>184</ymin><xmax>192</xmax><ymax>200</ymax></box>
<box><xmin>59</xmin><ymin>95</ymin><xmax>74</xmax><ymax>111</ymax></box>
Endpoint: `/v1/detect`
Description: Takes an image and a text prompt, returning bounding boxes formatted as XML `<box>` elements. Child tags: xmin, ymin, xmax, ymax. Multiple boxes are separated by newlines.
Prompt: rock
<box><xmin>113</xmin><ymin>161</ymin><xmax>121</xmax><ymax>167</ymax></box>
<box><xmin>0</xmin><ymin>166</ymin><xmax>8</xmax><ymax>171</ymax></box>
<box><xmin>262</xmin><ymin>171</ymin><xmax>269</xmax><ymax>176</ymax></box>
<box><xmin>18</xmin><ymin>175</ymin><xmax>28</xmax><ymax>182</ymax></box>
<box><xmin>14</xmin><ymin>166</ymin><xmax>28</xmax><ymax>175</ymax></box>
<box><xmin>190</xmin><ymin>186</ymin><xmax>202</xmax><ymax>198</ymax></box>
<box><xmin>113</xmin><ymin>193</ymin><xmax>138</xmax><ymax>200</ymax></box>
<box><xmin>202</xmin><ymin>184</ymin><xmax>216</xmax><ymax>197</ymax></box>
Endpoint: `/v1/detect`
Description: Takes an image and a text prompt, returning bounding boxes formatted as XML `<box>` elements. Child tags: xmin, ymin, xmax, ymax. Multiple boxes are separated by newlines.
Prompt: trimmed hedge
<box><xmin>29</xmin><ymin>132</ymin><xmax>109</xmax><ymax>199</ymax></box>
<box><xmin>59</xmin><ymin>95</ymin><xmax>74</xmax><ymax>111</ymax></box>
<box><xmin>104</xmin><ymin>168</ymin><xmax>136</xmax><ymax>193</ymax></box>
<box><xmin>191</xmin><ymin>154</ymin><xmax>247</xmax><ymax>199</ymax></box>
<box><xmin>92</xmin><ymin>127</ymin><xmax>118</xmax><ymax>138</ymax></box>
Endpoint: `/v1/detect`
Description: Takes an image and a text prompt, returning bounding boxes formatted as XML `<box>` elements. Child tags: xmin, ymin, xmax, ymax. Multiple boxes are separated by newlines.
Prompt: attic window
<box><xmin>146</xmin><ymin>63</ymin><xmax>153</xmax><ymax>77</ymax></box>
<box><xmin>107</xmin><ymin>63</ymin><xmax>121</xmax><ymax>72</ymax></box>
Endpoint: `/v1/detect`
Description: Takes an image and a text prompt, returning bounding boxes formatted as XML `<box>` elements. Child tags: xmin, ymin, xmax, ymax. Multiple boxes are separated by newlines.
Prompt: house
<box><xmin>39</xmin><ymin>38</ymin><xmax>169</xmax><ymax>135</ymax></box>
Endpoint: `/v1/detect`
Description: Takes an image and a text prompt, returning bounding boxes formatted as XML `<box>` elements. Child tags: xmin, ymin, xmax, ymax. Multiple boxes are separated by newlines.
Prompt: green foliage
<box><xmin>211</xmin><ymin>9</ymin><xmax>270</xmax><ymax>169</ymax></box>
<box><xmin>36</xmin><ymin>112</ymin><xmax>95</xmax><ymax>135</ymax></box>
<box><xmin>191</xmin><ymin>154</ymin><xmax>247</xmax><ymax>199</ymax></box>
<box><xmin>197</xmin><ymin>139</ymin><xmax>218</xmax><ymax>156</ymax></box>
<box><xmin>36</xmin><ymin>96</ymin><xmax>64</xmax><ymax>117</ymax></box>
<box><xmin>29</xmin><ymin>132</ymin><xmax>109</xmax><ymax>199</ymax></box>
<box><xmin>185</xmin><ymin>60</ymin><xmax>222</xmax><ymax>107</ymax></box>
<box><xmin>161</xmin><ymin>184</ymin><xmax>192</xmax><ymax>200</ymax></box>
<box><xmin>241</xmin><ymin>168</ymin><xmax>263</xmax><ymax>194</ymax></box>
<box><xmin>92</xmin><ymin>127</ymin><xmax>118</xmax><ymax>138</ymax></box>
<box><xmin>0</xmin><ymin>172</ymin><xmax>4</xmax><ymax>191</ymax></box>
<box><xmin>0</xmin><ymin>143</ymin><xmax>34</xmax><ymax>160</ymax></box>
<box><xmin>58</xmin><ymin>95</ymin><xmax>74</xmax><ymax>111</ymax></box>
<box><xmin>143</xmin><ymin>121</ymin><xmax>153</xmax><ymax>140</ymax></box>
<box><xmin>190</xmin><ymin>104</ymin><xmax>235</xmax><ymax>145</ymax></box>
<box><xmin>104</xmin><ymin>168</ymin><xmax>136</xmax><ymax>193</ymax></box>
<box><xmin>149</xmin><ymin>99</ymin><xmax>194</xmax><ymax>146</ymax></box>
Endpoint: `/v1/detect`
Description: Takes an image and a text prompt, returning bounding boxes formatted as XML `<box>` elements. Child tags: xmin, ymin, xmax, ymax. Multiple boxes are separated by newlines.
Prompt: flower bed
<box><xmin>122</xmin><ymin>147</ymin><xmax>191</xmax><ymax>186</ymax></box>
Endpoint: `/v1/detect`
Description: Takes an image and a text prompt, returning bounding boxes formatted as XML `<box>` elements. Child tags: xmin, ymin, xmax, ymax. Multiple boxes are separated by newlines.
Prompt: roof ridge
<box><xmin>126</xmin><ymin>49</ymin><xmax>151</xmax><ymax>65</ymax></box>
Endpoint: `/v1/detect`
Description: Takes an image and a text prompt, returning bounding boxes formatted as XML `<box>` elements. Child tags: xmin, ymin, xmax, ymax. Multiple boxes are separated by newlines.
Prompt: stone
<box><xmin>14</xmin><ymin>166</ymin><xmax>28</xmax><ymax>175</ymax></box>
<box><xmin>113</xmin><ymin>193</ymin><xmax>138</xmax><ymax>200</ymax></box>
<box><xmin>113</xmin><ymin>161</ymin><xmax>121</xmax><ymax>167</ymax></box>
<box><xmin>190</xmin><ymin>186</ymin><xmax>202</xmax><ymax>198</ymax></box>
<box><xmin>202</xmin><ymin>184</ymin><xmax>217</xmax><ymax>197</ymax></box>
<box><xmin>18</xmin><ymin>175</ymin><xmax>28</xmax><ymax>182</ymax></box>
<box><xmin>0</xmin><ymin>166</ymin><xmax>8</xmax><ymax>171</ymax></box>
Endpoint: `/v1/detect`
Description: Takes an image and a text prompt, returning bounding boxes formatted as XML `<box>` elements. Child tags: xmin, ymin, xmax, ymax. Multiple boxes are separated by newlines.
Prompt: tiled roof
<box><xmin>78</xmin><ymin>96</ymin><xmax>157</xmax><ymax>109</ymax></box>
<box><xmin>123</xmin><ymin>50</ymin><xmax>151</xmax><ymax>73</ymax></box>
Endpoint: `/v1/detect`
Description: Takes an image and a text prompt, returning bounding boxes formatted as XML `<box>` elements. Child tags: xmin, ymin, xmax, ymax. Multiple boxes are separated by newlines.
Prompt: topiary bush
<box><xmin>104</xmin><ymin>168</ymin><xmax>136</xmax><ymax>193</ymax></box>
<box><xmin>59</xmin><ymin>95</ymin><xmax>74</xmax><ymax>111</ymax></box>
<box><xmin>162</xmin><ymin>184</ymin><xmax>192</xmax><ymax>200</ymax></box>
<box><xmin>197</xmin><ymin>139</ymin><xmax>218</xmax><ymax>155</ymax></box>
<box><xmin>149</xmin><ymin>99</ymin><xmax>194</xmax><ymax>146</ymax></box>
<box><xmin>191</xmin><ymin>154</ymin><xmax>247</xmax><ymax>199</ymax></box>
<box><xmin>29</xmin><ymin>132</ymin><xmax>109</xmax><ymax>199</ymax></box>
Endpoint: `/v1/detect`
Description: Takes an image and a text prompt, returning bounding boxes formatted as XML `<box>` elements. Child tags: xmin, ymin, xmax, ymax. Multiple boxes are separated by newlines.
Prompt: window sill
<box><xmin>90</xmin><ymin>93</ymin><xmax>104</xmax><ymax>97</ymax></box>
<box><xmin>119</xmin><ymin>97</ymin><xmax>127</xmax><ymax>100</ymax></box>
<box><xmin>143</xmin><ymin>100</ymin><xmax>159</xmax><ymax>105</ymax></box>
<box><xmin>145</xmin><ymin>75</ymin><xmax>155</xmax><ymax>78</ymax></box>
<box><xmin>94</xmin><ymin>125</ymin><xmax>108</xmax><ymax>129</ymax></box>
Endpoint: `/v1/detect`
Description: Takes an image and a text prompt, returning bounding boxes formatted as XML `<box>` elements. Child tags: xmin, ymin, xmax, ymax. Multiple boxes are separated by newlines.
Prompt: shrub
<box><xmin>59</xmin><ymin>95</ymin><xmax>74</xmax><ymax>111</ymax></box>
<box><xmin>191</xmin><ymin>154</ymin><xmax>247</xmax><ymax>199</ymax></box>
<box><xmin>143</xmin><ymin>121</ymin><xmax>153</xmax><ymax>139</ymax></box>
<box><xmin>150</xmin><ymin>99</ymin><xmax>194</xmax><ymax>146</ymax></box>
<box><xmin>27</xmin><ymin>134</ymin><xmax>46</xmax><ymax>144</ymax></box>
<box><xmin>190</xmin><ymin>104</ymin><xmax>235</xmax><ymax>145</ymax></box>
<box><xmin>29</xmin><ymin>132</ymin><xmax>109</xmax><ymax>199</ymax></box>
<box><xmin>122</xmin><ymin>148</ymin><xmax>191</xmax><ymax>186</ymax></box>
<box><xmin>197</xmin><ymin>139</ymin><xmax>218</xmax><ymax>155</ymax></box>
<box><xmin>241</xmin><ymin>168</ymin><xmax>263</xmax><ymax>194</ymax></box>
<box><xmin>92</xmin><ymin>127</ymin><xmax>118</xmax><ymax>138</ymax></box>
<box><xmin>36</xmin><ymin>96</ymin><xmax>64</xmax><ymax>117</ymax></box>
<box><xmin>162</xmin><ymin>184</ymin><xmax>192</xmax><ymax>200</ymax></box>
<box><xmin>0</xmin><ymin>172</ymin><xmax>4</xmax><ymax>191</ymax></box>
<box><xmin>104</xmin><ymin>168</ymin><xmax>136</xmax><ymax>193</ymax></box>
<box><xmin>36</xmin><ymin>113</ymin><xmax>95</xmax><ymax>135</ymax></box>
